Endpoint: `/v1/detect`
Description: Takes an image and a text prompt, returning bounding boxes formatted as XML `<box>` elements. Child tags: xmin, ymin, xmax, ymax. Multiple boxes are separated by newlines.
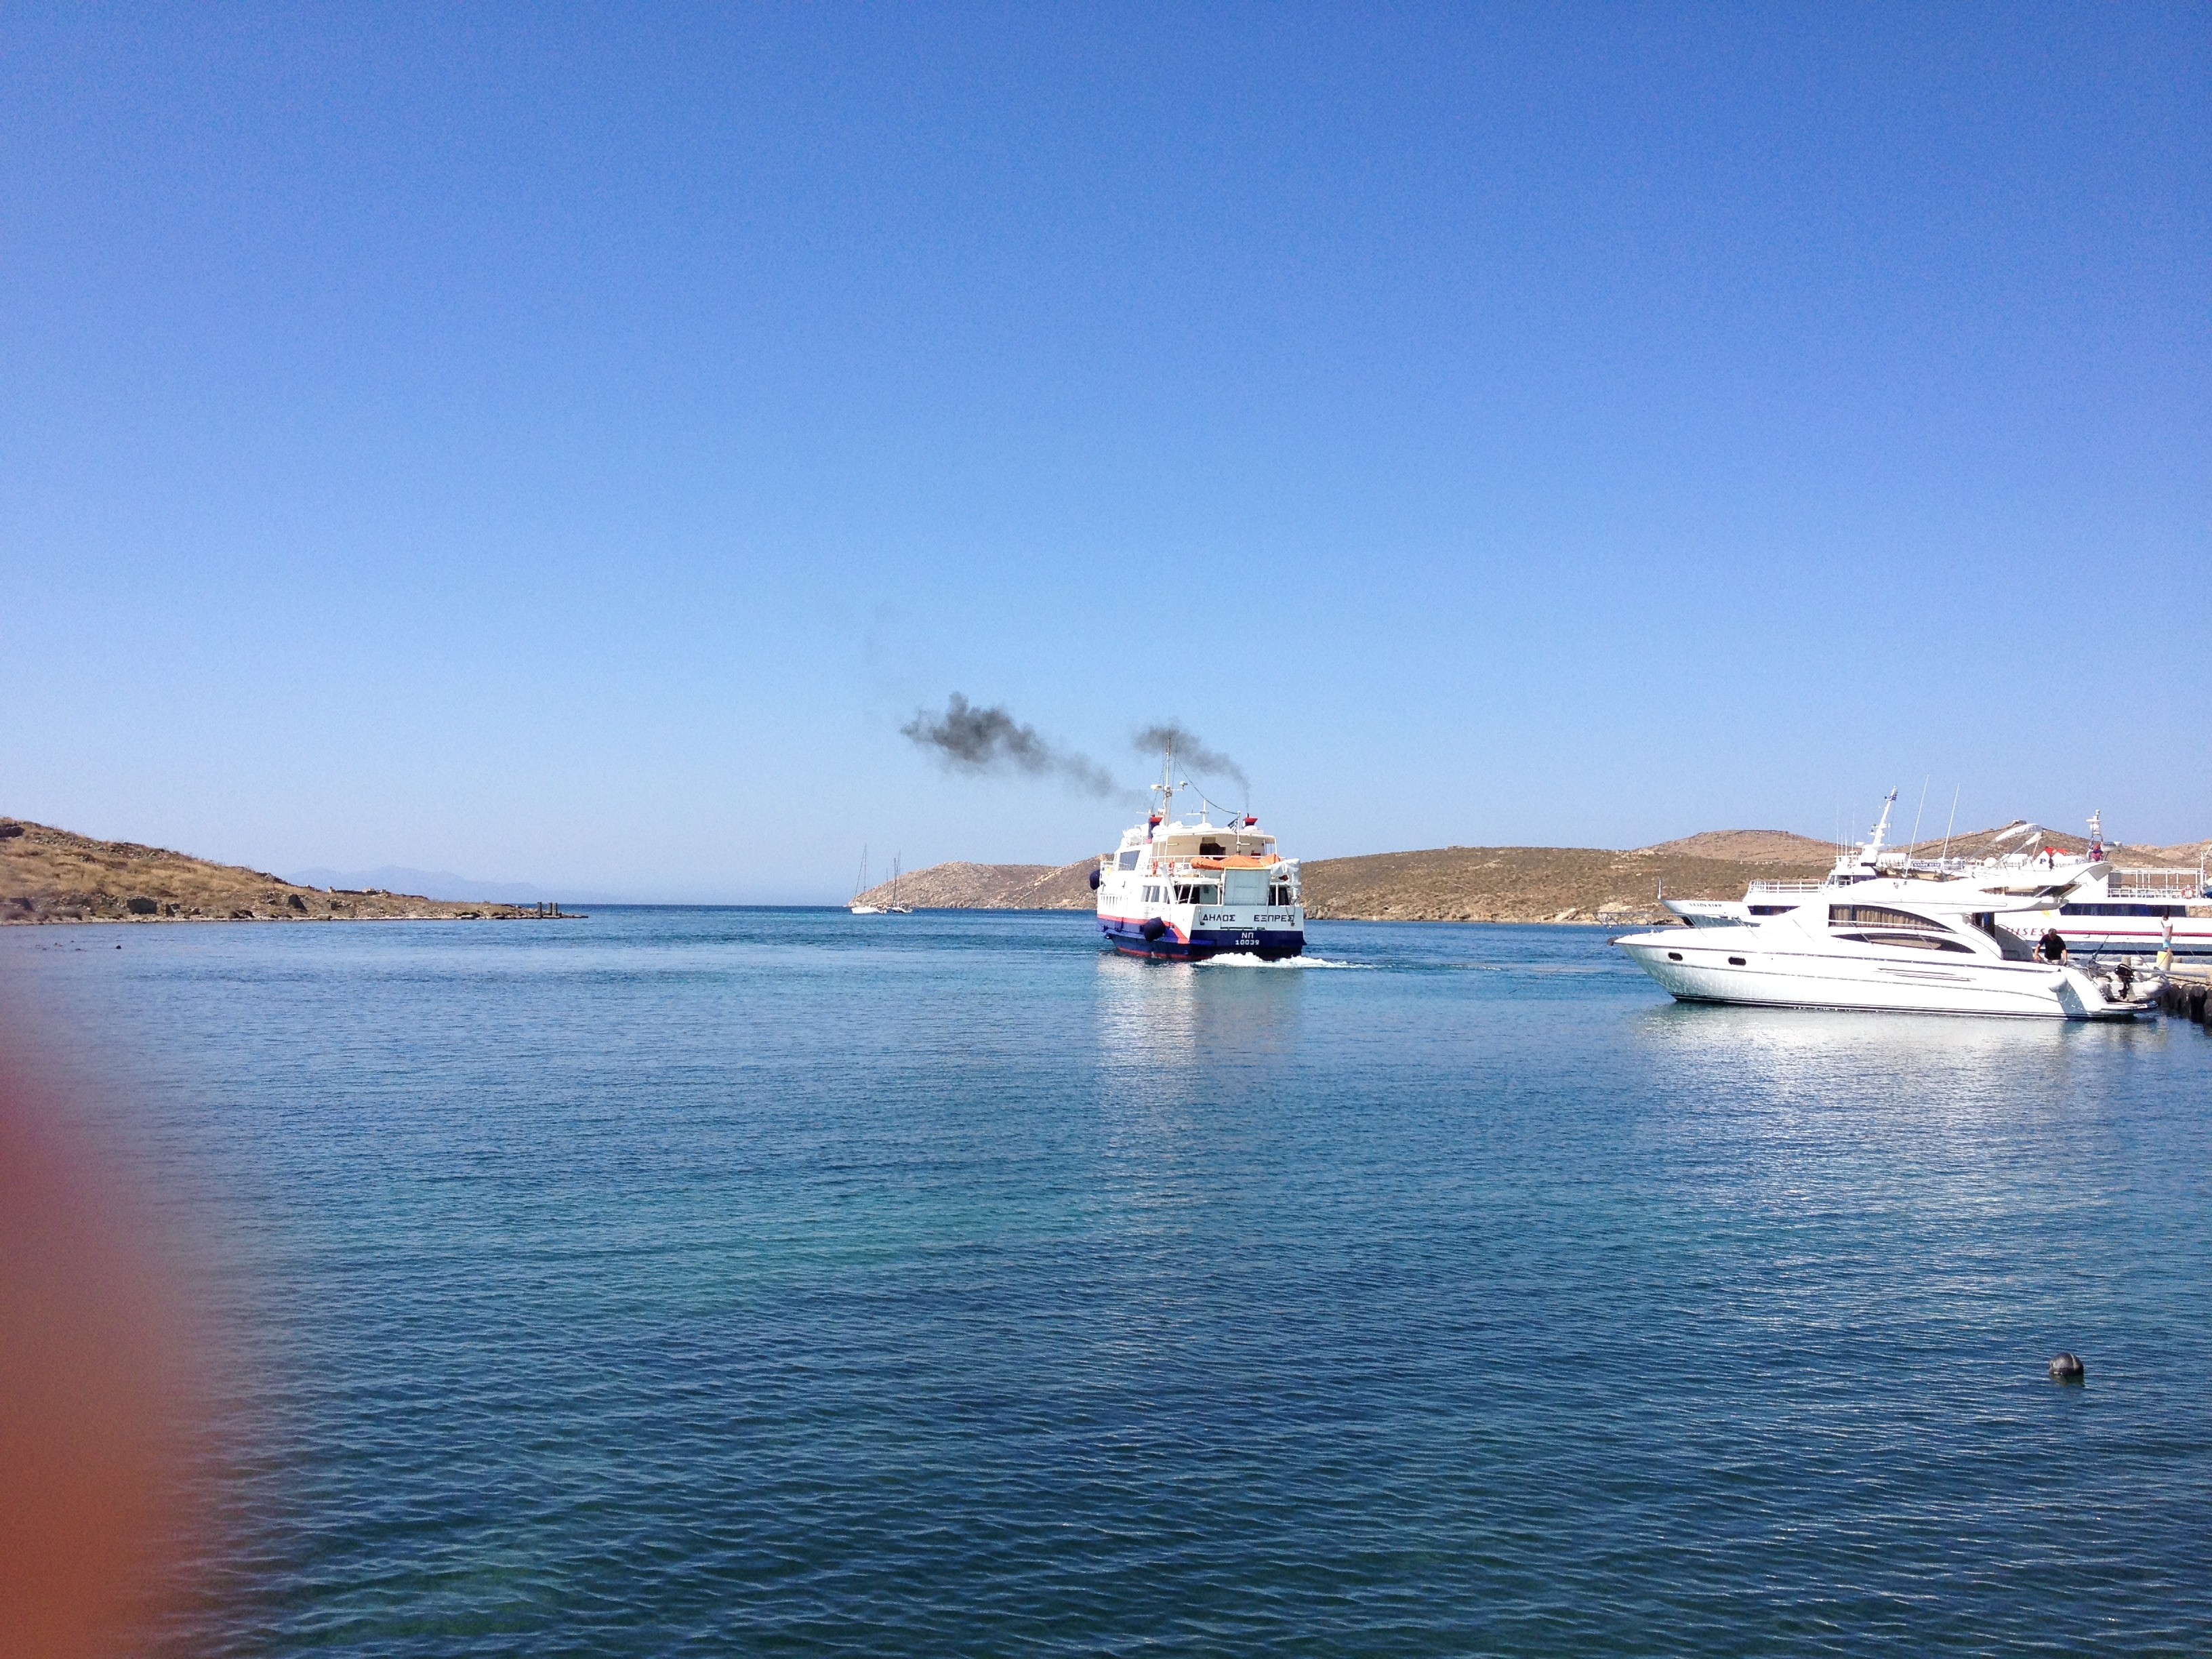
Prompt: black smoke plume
<box><xmin>901</xmin><ymin>694</ymin><xmax>1118</xmax><ymax>796</ymax></box>
<box><xmin>1133</xmin><ymin>722</ymin><xmax>1247</xmax><ymax>790</ymax></box>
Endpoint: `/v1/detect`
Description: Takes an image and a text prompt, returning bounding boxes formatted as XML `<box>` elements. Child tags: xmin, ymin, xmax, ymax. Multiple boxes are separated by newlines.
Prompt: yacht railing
<box><xmin>2111</xmin><ymin>867</ymin><xmax>2209</xmax><ymax>899</ymax></box>
<box><xmin>1748</xmin><ymin>859</ymin><xmax>2207</xmax><ymax>903</ymax></box>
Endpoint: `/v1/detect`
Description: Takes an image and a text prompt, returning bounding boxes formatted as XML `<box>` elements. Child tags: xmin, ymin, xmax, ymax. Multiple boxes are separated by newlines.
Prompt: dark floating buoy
<box><xmin>2049</xmin><ymin>1352</ymin><xmax>2085</xmax><ymax>1382</ymax></box>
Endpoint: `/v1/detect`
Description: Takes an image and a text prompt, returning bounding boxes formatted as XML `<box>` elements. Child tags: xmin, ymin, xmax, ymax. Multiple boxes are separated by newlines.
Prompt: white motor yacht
<box><xmin>1617</xmin><ymin>855</ymin><xmax>2155</xmax><ymax>1019</ymax></box>
<box><xmin>1664</xmin><ymin>801</ymin><xmax>2209</xmax><ymax>958</ymax></box>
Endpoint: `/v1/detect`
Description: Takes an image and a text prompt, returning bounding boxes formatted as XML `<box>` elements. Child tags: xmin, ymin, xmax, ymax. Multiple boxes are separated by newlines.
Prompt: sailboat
<box><xmin>848</xmin><ymin>847</ymin><xmax>884</xmax><ymax>915</ymax></box>
<box><xmin>884</xmin><ymin>854</ymin><xmax>914</xmax><ymax>914</ymax></box>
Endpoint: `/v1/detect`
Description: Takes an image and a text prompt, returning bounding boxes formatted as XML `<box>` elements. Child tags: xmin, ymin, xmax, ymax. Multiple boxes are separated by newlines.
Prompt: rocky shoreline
<box><xmin>0</xmin><ymin>818</ymin><xmax>554</xmax><ymax>925</ymax></box>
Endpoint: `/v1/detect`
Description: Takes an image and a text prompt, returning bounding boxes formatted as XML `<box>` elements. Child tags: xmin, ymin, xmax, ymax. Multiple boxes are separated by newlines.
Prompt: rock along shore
<box><xmin>0</xmin><ymin>817</ymin><xmax>559</xmax><ymax>924</ymax></box>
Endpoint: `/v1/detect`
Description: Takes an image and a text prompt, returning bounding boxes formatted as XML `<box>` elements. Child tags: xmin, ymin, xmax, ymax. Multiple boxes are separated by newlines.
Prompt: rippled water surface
<box><xmin>9</xmin><ymin>908</ymin><xmax>2212</xmax><ymax>1654</ymax></box>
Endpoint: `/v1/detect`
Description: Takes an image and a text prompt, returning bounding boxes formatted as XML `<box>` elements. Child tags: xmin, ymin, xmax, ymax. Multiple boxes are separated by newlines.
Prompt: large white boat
<box><xmin>1092</xmin><ymin>752</ymin><xmax>1303</xmax><ymax>961</ymax></box>
<box><xmin>1617</xmin><ymin>844</ymin><xmax>2155</xmax><ymax>1020</ymax></box>
<box><xmin>2026</xmin><ymin>842</ymin><xmax>2209</xmax><ymax>958</ymax></box>
<box><xmin>1665</xmin><ymin>802</ymin><xmax>2212</xmax><ymax>958</ymax></box>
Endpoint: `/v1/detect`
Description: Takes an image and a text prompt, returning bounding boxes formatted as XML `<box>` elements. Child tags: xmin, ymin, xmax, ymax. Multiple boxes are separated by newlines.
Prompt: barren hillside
<box><xmin>856</xmin><ymin>843</ymin><xmax>1828</xmax><ymax>925</ymax></box>
<box><xmin>1298</xmin><ymin>844</ymin><xmax>1829</xmax><ymax>924</ymax></box>
<box><xmin>1634</xmin><ymin>830</ymin><xmax>1836</xmax><ymax>863</ymax></box>
<box><xmin>859</xmin><ymin>817</ymin><xmax>2207</xmax><ymax>926</ymax></box>
<box><xmin>854</xmin><ymin>858</ymin><xmax>1099</xmax><ymax>911</ymax></box>
<box><xmin>1</xmin><ymin>817</ymin><xmax>535</xmax><ymax>924</ymax></box>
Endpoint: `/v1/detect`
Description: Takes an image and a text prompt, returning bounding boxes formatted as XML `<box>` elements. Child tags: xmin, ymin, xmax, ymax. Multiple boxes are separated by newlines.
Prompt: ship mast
<box><xmin>1149</xmin><ymin>739</ymin><xmax>1176</xmax><ymax>836</ymax></box>
<box><xmin>1865</xmin><ymin>789</ymin><xmax>1898</xmax><ymax>859</ymax></box>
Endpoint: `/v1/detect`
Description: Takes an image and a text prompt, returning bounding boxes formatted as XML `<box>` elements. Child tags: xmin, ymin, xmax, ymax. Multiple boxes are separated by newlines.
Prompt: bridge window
<box><xmin>1829</xmin><ymin>905</ymin><xmax>1951</xmax><ymax>932</ymax></box>
<box><xmin>1838</xmin><ymin>930</ymin><xmax>1974</xmax><ymax>953</ymax></box>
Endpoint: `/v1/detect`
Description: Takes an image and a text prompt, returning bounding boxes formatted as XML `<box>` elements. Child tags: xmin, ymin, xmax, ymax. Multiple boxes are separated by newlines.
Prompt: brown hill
<box><xmin>862</xmin><ymin>842</ymin><xmax>1837</xmax><ymax>925</ymax></box>
<box><xmin>1</xmin><ymin>817</ymin><xmax>536</xmax><ymax>924</ymax></box>
<box><xmin>865</xmin><ymin>819</ymin><xmax>2207</xmax><ymax>926</ymax></box>
<box><xmin>1635</xmin><ymin>829</ymin><xmax>1837</xmax><ymax>863</ymax></box>
<box><xmin>1299</xmin><ymin>844</ymin><xmax>1830</xmax><ymax>924</ymax></box>
<box><xmin>853</xmin><ymin>858</ymin><xmax>1099</xmax><ymax>910</ymax></box>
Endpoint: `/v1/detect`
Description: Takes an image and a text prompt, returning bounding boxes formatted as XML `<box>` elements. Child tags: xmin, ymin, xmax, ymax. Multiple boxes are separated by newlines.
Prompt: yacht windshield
<box><xmin>1829</xmin><ymin>904</ymin><xmax>1950</xmax><ymax>932</ymax></box>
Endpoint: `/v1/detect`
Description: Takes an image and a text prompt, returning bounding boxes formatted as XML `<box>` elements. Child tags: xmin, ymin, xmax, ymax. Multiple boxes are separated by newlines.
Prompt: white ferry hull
<box><xmin>1617</xmin><ymin>933</ymin><xmax>2144</xmax><ymax>1020</ymax></box>
<box><xmin>1098</xmin><ymin>908</ymin><xmax>1305</xmax><ymax>961</ymax></box>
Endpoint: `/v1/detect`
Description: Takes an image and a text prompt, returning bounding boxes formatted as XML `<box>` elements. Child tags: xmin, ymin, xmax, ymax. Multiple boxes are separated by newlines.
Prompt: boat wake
<box><xmin>1199</xmin><ymin>952</ymin><xmax>1373</xmax><ymax>969</ymax></box>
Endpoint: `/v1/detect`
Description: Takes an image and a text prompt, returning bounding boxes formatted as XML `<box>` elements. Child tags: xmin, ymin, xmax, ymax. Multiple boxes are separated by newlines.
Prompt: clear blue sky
<box><xmin>4</xmin><ymin>4</ymin><xmax>2205</xmax><ymax>900</ymax></box>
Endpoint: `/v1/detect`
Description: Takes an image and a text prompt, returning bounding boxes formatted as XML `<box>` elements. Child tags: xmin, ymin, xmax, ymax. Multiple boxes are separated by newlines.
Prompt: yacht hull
<box><xmin>1616</xmin><ymin>933</ymin><xmax>2142</xmax><ymax>1019</ymax></box>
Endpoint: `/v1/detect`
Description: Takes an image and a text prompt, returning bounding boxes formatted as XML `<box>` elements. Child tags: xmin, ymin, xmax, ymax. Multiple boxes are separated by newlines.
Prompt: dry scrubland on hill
<box><xmin>857</xmin><ymin>822</ymin><xmax>2209</xmax><ymax>925</ymax></box>
<box><xmin>0</xmin><ymin>819</ymin><xmax>531</xmax><ymax>924</ymax></box>
<box><xmin>858</xmin><ymin>860</ymin><xmax>1101</xmax><ymax>912</ymax></box>
<box><xmin>857</xmin><ymin>844</ymin><xmax>1830</xmax><ymax>924</ymax></box>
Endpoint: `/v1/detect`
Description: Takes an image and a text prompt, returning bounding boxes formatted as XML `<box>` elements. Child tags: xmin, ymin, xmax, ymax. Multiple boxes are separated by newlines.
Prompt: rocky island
<box><xmin>0</xmin><ymin>818</ymin><xmax>543</xmax><ymax>924</ymax></box>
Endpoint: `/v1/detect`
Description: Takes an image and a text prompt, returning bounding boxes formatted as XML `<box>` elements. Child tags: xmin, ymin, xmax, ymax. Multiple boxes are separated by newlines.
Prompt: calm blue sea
<box><xmin>7</xmin><ymin>908</ymin><xmax>2212</xmax><ymax>1655</ymax></box>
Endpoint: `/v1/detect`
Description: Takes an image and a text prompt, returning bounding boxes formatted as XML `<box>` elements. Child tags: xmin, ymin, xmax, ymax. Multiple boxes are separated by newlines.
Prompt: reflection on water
<box><xmin>1611</xmin><ymin>998</ymin><xmax>2192</xmax><ymax>1263</ymax></box>
<box><xmin>1093</xmin><ymin>949</ymin><xmax>1309</xmax><ymax>1071</ymax></box>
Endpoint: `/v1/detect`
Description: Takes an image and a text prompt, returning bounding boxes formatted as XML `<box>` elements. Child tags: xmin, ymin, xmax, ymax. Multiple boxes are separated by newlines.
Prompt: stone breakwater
<box><xmin>0</xmin><ymin>818</ymin><xmax>548</xmax><ymax>924</ymax></box>
<box><xmin>2158</xmin><ymin>972</ymin><xmax>2212</xmax><ymax>1031</ymax></box>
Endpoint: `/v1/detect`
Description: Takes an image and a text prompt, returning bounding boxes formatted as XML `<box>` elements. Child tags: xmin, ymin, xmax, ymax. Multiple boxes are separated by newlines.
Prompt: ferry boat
<box><xmin>1092</xmin><ymin>753</ymin><xmax>1303</xmax><ymax>960</ymax></box>
<box><xmin>1666</xmin><ymin>801</ymin><xmax>2212</xmax><ymax>958</ymax></box>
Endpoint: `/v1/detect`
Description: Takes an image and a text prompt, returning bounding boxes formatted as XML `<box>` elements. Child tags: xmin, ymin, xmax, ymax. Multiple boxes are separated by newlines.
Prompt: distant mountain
<box><xmin>286</xmin><ymin>865</ymin><xmax>558</xmax><ymax>903</ymax></box>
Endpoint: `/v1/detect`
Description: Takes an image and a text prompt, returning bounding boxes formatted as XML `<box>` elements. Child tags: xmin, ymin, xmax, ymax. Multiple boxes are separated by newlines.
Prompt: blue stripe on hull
<box><xmin>1100</xmin><ymin>918</ymin><xmax>1305</xmax><ymax>961</ymax></box>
